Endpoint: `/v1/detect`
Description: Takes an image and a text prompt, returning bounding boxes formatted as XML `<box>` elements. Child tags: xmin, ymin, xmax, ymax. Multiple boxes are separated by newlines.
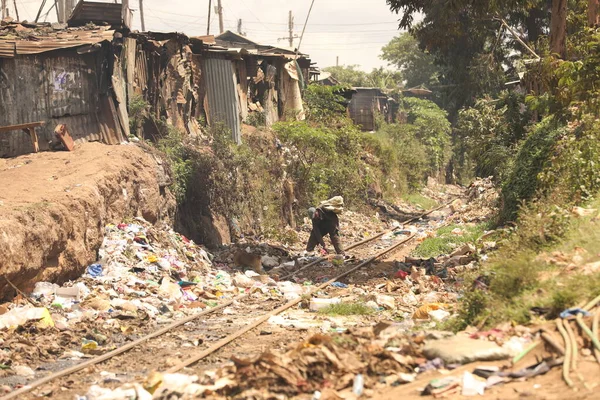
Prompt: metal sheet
<box><xmin>68</xmin><ymin>1</ymin><xmax>131</xmax><ymax>29</ymax></box>
<box><xmin>0</xmin><ymin>29</ymin><xmax>114</xmax><ymax>58</ymax></box>
<box><xmin>349</xmin><ymin>89</ymin><xmax>385</xmax><ymax>131</ymax></box>
<box><xmin>203</xmin><ymin>56</ymin><xmax>241</xmax><ymax>143</ymax></box>
<box><xmin>0</xmin><ymin>50</ymin><xmax>108</xmax><ymax>157</ymax></box>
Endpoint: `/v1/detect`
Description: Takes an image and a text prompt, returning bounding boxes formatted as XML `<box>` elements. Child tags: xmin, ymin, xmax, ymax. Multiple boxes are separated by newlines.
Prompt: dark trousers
<box><xmin>306</xmin><ymin>230</ymin><xmax>344</xmax><ymax>254</ymax></box>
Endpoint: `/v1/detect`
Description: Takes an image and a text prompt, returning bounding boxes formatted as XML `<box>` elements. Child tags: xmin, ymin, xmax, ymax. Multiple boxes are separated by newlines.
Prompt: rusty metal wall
<box><xmin>0</xmin><ymin>50</ymin><xmax>103</xmax><ymax>157</ymax></box>
<box><xmin>203</xmin><ymin>55</ymin><xmax>241</xmax><ymax>144</ymax></box>
<box><xmin>349</xmin><ymin>89</ymin><xmax>380</xmax><ymax>131</ymax></box>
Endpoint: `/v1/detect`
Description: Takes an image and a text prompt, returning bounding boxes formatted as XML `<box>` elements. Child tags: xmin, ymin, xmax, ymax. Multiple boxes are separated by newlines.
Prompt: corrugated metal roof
<box><xmin>0</xmin><ymin>28</ymin><xmax>114</xmax><ymax>58</ymax></box>
<box><xmin>203</xmin><ymin>56</ymin><xmax>241</xmax><ymax>144</ymax></box>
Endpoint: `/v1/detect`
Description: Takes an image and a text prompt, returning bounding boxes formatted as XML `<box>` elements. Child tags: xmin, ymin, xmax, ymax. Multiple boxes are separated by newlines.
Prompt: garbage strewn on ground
<box><xmin>0</xmin><ymin>218</ymin><xmax>292</xmax><ymax>381</ymax></box>
<box><xmin>79</xmin><ymin>318</ymin><xmax>541</xmax><ymax>399</ymax></box>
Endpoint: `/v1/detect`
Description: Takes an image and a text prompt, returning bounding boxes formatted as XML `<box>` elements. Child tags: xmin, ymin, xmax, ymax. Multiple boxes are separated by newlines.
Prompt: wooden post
<box><xmin>24</xmin><ymin>128</ymin><xmax>39</xmax><ymax>153</ymax></box>
<box><xmin>12</xmin><ymin>0</ymin><xmax>18</xmax><ymax>21</ymax></box>
<box><xmin>1</xmin><ymin>0</ymin><xmax>6</xmax><ymax>19</ymax></box>
<box><xmin>207</xmin><ymin>0</ymin><xmax>212</xmax><ymax>35</ymax></box>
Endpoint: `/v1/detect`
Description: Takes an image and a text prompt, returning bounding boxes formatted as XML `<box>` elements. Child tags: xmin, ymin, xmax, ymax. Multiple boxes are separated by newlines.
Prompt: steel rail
<box><xmin>167</xmin><ymin>234</ymin><xmax>416</xmax><ymax>373</ymax></box>
<box><xmin>281</xmin><ymin>200</ymin><xmax>454</xmax><ymax>280</ymax></box>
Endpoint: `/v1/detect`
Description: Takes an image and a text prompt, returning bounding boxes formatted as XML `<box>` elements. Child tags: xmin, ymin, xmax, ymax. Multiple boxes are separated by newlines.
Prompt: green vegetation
<box><xmin>322</xmin><ymin>65</ymin><xmax>404</xmax><ymax>90</ymax></box>
<box><xmin>401</xmin><ymin>192</ymin><xmax>438</xmax><ymax>210</ymax></box>
<box><xmin>273</xmin><ymin>85</ymin><xmax>452</xmax><ymax>209</ymax></box>
<box><xmin>318</xmin><ymin>302</ymin><xmax>375</xmax><ymax>316</ymax></box>
<box><xmin>128</xmin><ymin>94</ymin><xmax>150</xmax><ymax>135</ymax></box>
<box><xmin>380</xmin><ymin>32</ymin><xmax>443</xmax><ymax>94</ymax></box>
<box><xmin>451</xmin><ymin>198</ymin><xmax>600</xmax><ymax>330</ymax></box>
<box><xmin>412</xmin><ymin>223</ymin><xmax>487</xmax><ymax>259</ymax></box>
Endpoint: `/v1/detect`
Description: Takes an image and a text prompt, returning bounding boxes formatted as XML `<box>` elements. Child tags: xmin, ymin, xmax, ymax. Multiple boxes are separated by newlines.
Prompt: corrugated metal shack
<box><xmin>348</xmin><ymin>87</ymin><xmax>397</xmax><ymax>131</ymax></box>
<box><xmin>0</xmin><ymin>23</ymin><xmax>129</xmax><ymax>157</ymax></box>
<box><xmin>0</xmin><ymin>10</ymin><xmax>316</xmax><ymax>156</ymax></box>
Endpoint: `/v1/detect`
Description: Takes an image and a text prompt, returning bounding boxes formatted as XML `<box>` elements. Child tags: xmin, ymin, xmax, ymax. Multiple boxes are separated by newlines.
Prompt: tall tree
<box><xmin>550</xmin><ymin>0</ymin><xmax>567</xmax><ymax>58</ymax></box>
<box><xmin>381</xmin><ymin>33</ymin><xmax>441</xmax><ymax>89</ymax></box>
<box><xmin>386</xmin><ymin>0</ymin><xmax>551</xmax><ymax>116</ymax></box>
<box><xmin>589</xmin><ymin>0</ymin><xmax>600</xmax><ymax>26</ymax></box>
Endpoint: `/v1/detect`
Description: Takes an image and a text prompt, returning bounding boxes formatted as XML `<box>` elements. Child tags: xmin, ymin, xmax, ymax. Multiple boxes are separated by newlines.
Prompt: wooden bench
<box><xmin>0</xmin><ymin>121</ymin><xmax>46</xmax><ymax>153</ymax></box>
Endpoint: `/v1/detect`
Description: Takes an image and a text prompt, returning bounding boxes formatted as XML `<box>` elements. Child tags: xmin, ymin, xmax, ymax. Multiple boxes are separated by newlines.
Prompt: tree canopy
<box><xmin>380</xmin><ymin>32</ymin><xmax>441</xmax><ymax>90</ymax></box>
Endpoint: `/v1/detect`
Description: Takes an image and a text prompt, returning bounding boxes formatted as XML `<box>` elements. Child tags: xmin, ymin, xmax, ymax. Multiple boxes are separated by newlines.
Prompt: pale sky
<box><xmin>13</xmin><ymin>0</ymin><xmax>406</xmax><ymax>71</ymax></box>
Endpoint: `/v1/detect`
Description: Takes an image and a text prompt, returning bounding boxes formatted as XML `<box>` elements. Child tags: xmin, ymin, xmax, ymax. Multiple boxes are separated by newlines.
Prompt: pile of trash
<box><xmin>449</xmin><ymin>177</ymin><xmax>499</xmax><ymax>223</ymax></box>
<box><xmin>0</xmin><ymin>218</ymin><xmax>281</xmax><ymax>380</ymax></box>
<box><xmin>82</xmin><ymin>321</ymin><xmax>535</xmax><ymax>399</ymax></box>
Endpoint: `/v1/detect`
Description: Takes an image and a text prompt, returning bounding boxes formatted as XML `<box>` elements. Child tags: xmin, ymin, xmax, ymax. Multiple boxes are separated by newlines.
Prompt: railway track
<box><xmin>2</xmin><ymin>203</ymin><xmax>451</xmax><ymax>400</ymax></box>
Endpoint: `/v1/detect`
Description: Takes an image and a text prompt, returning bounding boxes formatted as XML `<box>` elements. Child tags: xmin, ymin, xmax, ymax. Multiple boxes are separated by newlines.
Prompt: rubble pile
<box><xmin>449</xmin><ymin>177</ymin><xmax>499</xmax><ymax>223</ymax></box>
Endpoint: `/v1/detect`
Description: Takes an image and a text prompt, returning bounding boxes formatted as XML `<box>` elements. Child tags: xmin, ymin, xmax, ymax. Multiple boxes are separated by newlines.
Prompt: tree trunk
<box><xmin>550</xmin><ymin>0</ymin><xmax>567</xmax><ymax>59</ymax></box>
<box><xmin>526</xmin><ymin>6</ymin><xmax>545</xmax><ymax>44</ymax></box>
<box><xmin>589</xmin><ymin>0</ymin><xmax>600</xmax><ymax>27</ymax></box>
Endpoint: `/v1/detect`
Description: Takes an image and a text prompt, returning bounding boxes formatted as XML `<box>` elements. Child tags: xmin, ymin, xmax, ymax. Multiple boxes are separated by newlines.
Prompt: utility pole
<box><xmin>336</xmin><ymin>56</ymin><xmax>339</xmax><ymax>67</ymax></box>
<box><xmin>207</xmin><ymin>0</ymin><xmax>212</xmax><ymax>35</ymax></box>
<box><xmin>278</xmin><ymin>10</ymin><xmax>298</xmax><ymax>47</ymax></box>
<box><xmin>217</xmin><ymin>0</ymin><xmax>224</xmax><ymax>34</ymax></box>
<box><xmin>139</xmin><ymin>0</ymin><xmax>146</xmax><ymax>31</ymax></box>
<box><xmin>1</xmin><ymin>0</ymin><xmax>7</xmax><ymax>19</ymax></box>
<box><xmin>288</xmin><ymin>10</ymin><xmax>294</xmax><ymax>47</ymax></box>
<box><xmin>237</xmin><ymin>18</ymin><xmax>243</xmax><ymax>35</ymax></box>
<box><xmin>12</xmin><ymin>0</ymin><xmax>18</xmax><ymax>20</ymax></box>
<box><xmin>57</xmin><ymin>0</ymin><xmax>65</xmax><ymax>23</ymax></box>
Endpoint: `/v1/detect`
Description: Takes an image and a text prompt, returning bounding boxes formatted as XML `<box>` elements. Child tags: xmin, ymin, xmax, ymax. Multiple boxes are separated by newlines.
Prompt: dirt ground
<box><xmin>0</xmin><ymin>142</ymin><xmax>173</xmax><ymax>296</ymax></box>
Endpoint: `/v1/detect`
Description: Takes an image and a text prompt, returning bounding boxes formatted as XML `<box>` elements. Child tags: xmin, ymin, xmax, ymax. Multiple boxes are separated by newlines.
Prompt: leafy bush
<box><xmin>538</xmin><ymin>116</ymin><xmax>600</xmax><ymax>202</ymax></box>
<box><xmin>303</xmin><ymin>85</ymin><xmax>349</xmax><ymax>124</ymax></box>
<box><xmin>500</xmin><ymin>117</ymin><xmax>565</xmax><ymax>221</ymax></box>
<box><xmin>401</xmin><ymin>97</ymin><xmax>452</xmax><ymax>175</ymax></box>
<box><xmin>128</xmin><ymin>94</ymin><xmax>150</xmax><ymax>136</ymax></box>
<box><xmin>273</xmin><ymin>120</ymin><xmax>370</xmax><ymax>208</ymax></box>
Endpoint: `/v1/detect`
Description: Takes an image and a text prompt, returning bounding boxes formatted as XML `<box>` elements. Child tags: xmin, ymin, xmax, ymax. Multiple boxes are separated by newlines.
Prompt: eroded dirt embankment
<box><xmin>0</xmin><ymin>142</ymin><xmax>174</xmax><ymax>297</ymax></box>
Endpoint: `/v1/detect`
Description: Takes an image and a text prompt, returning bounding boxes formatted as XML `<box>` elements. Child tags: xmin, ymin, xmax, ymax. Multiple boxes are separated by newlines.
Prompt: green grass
<box><xmin>317</xmin><ymin>302</ymin><xmax>375</xmax><ymax>316</ymax></box>
<box><xmin>402</xmin><ymin>192</ymin><xmax>439</xmax><ymax>210</ymax></box>
<box><xmin>451</xmin><ymin>197</ymin><xmax>600</xmax><ymax>330</ymax></box>
<box><xmin>412</xmin><ymin>223</ymin><xmax>488</xmax><ymax>258</ymax></box>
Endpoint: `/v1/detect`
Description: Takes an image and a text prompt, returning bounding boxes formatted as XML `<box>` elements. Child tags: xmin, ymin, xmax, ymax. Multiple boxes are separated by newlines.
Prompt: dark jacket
<box><xmin>311</xmin><ymin>208</ymin><xmax>339</xmax><ymax>246</ymax></box>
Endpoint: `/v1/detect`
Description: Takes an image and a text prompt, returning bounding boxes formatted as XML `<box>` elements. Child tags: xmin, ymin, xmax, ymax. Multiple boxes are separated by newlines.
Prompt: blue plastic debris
<box><xmin>330</xmin><ymin>282</ymin><xmax>348</xmax><ymax>288</ymax></box>
<box><xmin>87</xmin><ymin>264</ymin><xmax>103</xmax><ymax>277</ymax></box>
<box><xmin>560</xmin><ymin>308</ymin><xmax>591</xmax><ymax>319</ymax></box>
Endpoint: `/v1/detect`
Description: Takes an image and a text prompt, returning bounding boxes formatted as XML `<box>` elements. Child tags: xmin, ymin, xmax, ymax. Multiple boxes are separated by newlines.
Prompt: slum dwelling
<box><xmin>0</xmin><ymin>1</ymin><xmax>316</xmax><ymax>157</ymax></box>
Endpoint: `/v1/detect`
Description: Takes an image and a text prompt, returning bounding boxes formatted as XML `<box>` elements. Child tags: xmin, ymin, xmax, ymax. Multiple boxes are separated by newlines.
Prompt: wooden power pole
<box><xmin>217</xmin><ymin>0</ymin><xmax>224</xmax><ymax>33</ymax></box>
<box><xmin>288</xmin><ymin>10</ymin><xmax>294</xmax><ymax>47</ymax></box>
<box><xmin>12</xmin><ymin>0</ymin><xmax>19</xmax><ymax>20</ymax></box>
<box><xmin>207</xmin><ymin>0</ymin><xmax>212</xmax><ymax>35</ymax></box>
<box><xmin>237</xmin><ymin>18</ymin><xmax>243</xmax><ymax>35</ymax></box>
<box><xmin>139</xmin><ymin>0</ymin><xmax>146</xmax><ymax>31</ymax></box>
<box><xmin>1</xmin><ymin>0</ymin><xmax>6</xmax><ymax>20</ymax></box>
